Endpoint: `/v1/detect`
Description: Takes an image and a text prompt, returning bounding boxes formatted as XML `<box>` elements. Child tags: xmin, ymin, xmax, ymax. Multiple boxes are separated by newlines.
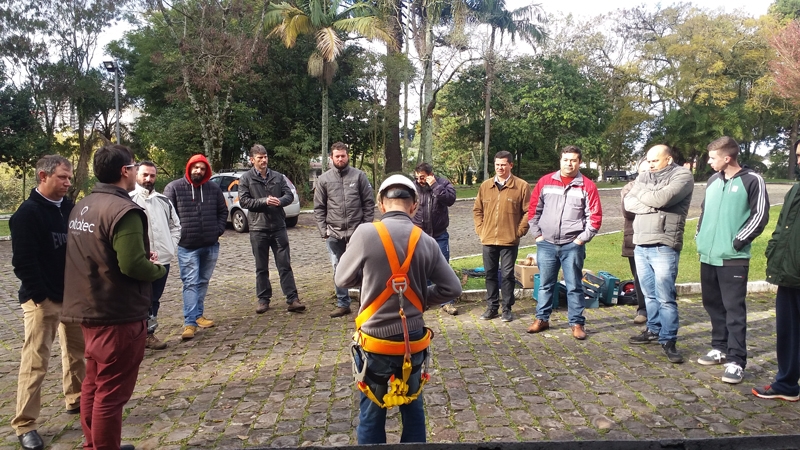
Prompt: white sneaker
<box><xmin>697</xmin><ymin>349</ymin><xmax>726</xmax><ymax>366</ymax></box>
<box><xmin>722</xmin><ymin>362</ymin><xmax>744</xmax><ymax>384</ymax></box>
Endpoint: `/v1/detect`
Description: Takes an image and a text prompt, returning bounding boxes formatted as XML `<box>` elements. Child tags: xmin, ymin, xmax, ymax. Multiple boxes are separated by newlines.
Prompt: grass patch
<box><xmin>452</xmin><ymin>204</ymin><xmax>782</xmax><ymax>288</ymax></box>
<box><xmin>0</xmin><ymin>219</ymin><xmax>8</xmax><ymax>237</ymax></box>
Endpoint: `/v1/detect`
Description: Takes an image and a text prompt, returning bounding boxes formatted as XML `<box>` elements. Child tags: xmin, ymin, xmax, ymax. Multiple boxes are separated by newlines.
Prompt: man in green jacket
<box><xmin>696</xmin><ymin>136</ymin><xmax>769</xmax><ymax>385</ymax></box>
<box><xmin>753</xmin><ymin>140</ymin><xmax>800</xmax><ymax>402</ymax></box>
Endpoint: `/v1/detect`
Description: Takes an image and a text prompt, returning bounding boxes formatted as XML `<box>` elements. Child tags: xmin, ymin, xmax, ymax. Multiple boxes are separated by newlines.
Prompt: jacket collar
<box><xmin>550</xmin><ymin>171</ymin><xmax>585</xmax><ymax>186</ymax></box>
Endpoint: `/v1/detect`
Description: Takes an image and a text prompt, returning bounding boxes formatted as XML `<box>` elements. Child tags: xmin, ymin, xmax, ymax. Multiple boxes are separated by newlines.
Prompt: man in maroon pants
<box><xmin>62</xmin><ymin>144</ymin><xmax>166</xmax><ymax>450</ymax></box>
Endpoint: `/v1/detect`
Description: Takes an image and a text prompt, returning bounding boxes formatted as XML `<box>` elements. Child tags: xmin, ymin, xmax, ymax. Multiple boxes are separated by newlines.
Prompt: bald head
<box><xmin>646</xmin><ymin>145</ymin><xmax>674</xmax><ymax>172</ymax></box>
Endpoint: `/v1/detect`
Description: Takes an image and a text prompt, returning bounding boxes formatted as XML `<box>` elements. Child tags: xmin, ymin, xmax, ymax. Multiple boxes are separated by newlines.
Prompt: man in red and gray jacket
<box><xmin>527</xmin><ymin>145</ymin><xmax>602</xmax><ymax>340</ymax></box>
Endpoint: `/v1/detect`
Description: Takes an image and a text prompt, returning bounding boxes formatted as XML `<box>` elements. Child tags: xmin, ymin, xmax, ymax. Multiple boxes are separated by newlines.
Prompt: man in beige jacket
<box><xmin>472</xmin><ymin>151</ymin><xmax>531</xmax><ymax>322</ymax></box>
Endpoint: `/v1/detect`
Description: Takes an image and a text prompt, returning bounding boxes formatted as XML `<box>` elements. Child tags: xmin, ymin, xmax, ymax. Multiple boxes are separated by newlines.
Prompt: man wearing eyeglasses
<box><xmin>412</xmin><ymin>163</ymin><xmax>458</xmax><ymax>315</ymax></box>
<box><xmin>63</xmin><ymin>144</ymin><xmax>166</xmax><ymax>450</ymax></box>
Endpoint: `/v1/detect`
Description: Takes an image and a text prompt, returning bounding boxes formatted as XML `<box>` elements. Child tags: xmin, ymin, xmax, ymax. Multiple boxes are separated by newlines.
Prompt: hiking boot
<box><xmin>629</xmin><ymin>329</ymin><xmax>659</xmax><ymax>344</ymax></box>
<box><xmin>145</xmin><ymin>334</ymin><xmax>167</xmax><ymax>350</ymax></box>
<box><xmin>633</xmin><ymin>314</ymin><xmax>647</xmax><ymax>324</ymax></box>
<box><xmin>571</xmin><ymin>324</ymin><xmax>586</xmax><ymax>340</ymax></box>
<box><xmin>330</xmin><ymin>306</ymin><xmax>352</xmax><ymax>318</ymax></box>
<box><xmin>661</xmin><ymin>340</ymin><xmax>684</xmax><ymax>363</ymax></box>
<box><xmin>480</xmin><ymin>308</ymin><xmax>499</xmax><ymax>320</ymax></box>
<box><xmin>256</xmin><ymin>301</ymin><xmax>270</xmax><ymax>314</ymax></box>
<box><xmin>181</xmin><ymin>325</ymin><xmax>196</xmax><ymax>340</ymax></box>
<box><xmin>287</xmin><ymin>299</ymin><xmax>306</xmax><ymax>312</ymax></box>
<box><xmin>697</xmin><ymin>349</ymin><xmax>726</xmax><ymax>366</ymax></box>
<box><xmin>441</xmin><ymin>303</ymin><xmax>459</xmax><ymax>315</ymax></box>
<box><xmin>721</xmin><ymin>362</ymin><xmax>744</xmax><ymax>384</ymax></box>
<box><xmin>196</xmin><ymin>316</ymin><xmax>215</xmax><ymax>328</ymax></box>
<box><xmin>501</xmin><ymin>310</ymin><xmax>513</xmax><ymax>322</ymax></box>
<box><xmin>527</xmin><ymin>319</ymin><xmax>549</xmax><ymax>333</ymax></box>
<box><xmin>752</xmin><ymin>385</ymin><xmax>800</xmax><ymax>401</ymax></box>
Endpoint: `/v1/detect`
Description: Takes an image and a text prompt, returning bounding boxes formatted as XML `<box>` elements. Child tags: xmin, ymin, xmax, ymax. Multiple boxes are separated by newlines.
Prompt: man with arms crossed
<box><xmin>130</xmin><ymin>161</ymin><xmax>182</xmax><ymax>349</ymax></box>
<box><xmin>238</xmin><ymin>144</ymin><xmax>306</xmax><ymax>314</ymax></box>
<box><xmin>412</xmin><ymin>162</ymin><xmax>458</xmax><ymax>315</ymax></box>
<box><xmin>63</xmin><ymin>144</ymin><xmax>166</xmax><ymax>450</ymax></box>
<box><xmin>527</xmin><ymin>145</ymin><xmax>602</xmax><ymax>340</ymax></box>
<box><xmin>625</xmin><ymin>144</ymin><xmax>694</xmax><ymax>363</ymax></box>
<box><xmin>314</xmin><ymin>142</ymin><xmax>375</xmax><ymax>318</ymax></box>
<box><xmin>696</xmin><ymin>136</ymin><xmax>769</xmax><ymax>384</ymax></box>
<box><xmin>472</xmin><ymin>151</ymin><xmax>530</xmax><ymax>322</ymax></box>
<box><xmin>10</xmin><ymin>155</ymin><xmax>85</xmax><ymax>450</ymax></box>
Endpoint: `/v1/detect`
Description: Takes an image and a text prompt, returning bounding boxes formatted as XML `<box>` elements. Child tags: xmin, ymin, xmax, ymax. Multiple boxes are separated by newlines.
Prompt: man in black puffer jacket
<box><xmin>164</xmin><ymin>154</ymin><xmax>228</xmax><ymax>340</ymax></box>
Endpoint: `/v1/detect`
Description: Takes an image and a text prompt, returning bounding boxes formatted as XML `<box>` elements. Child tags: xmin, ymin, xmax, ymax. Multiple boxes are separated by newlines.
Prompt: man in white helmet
<box><xmin>335</xmin><ymin>174</ymin><xmax>462</xmax><ymax>444</ymax></box>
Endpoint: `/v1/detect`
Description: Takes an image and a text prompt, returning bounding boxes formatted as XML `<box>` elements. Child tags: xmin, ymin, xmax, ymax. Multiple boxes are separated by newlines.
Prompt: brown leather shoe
<box><xmin>287</xmin><ymin>299</ymin><xmax>306</xmax><ymax>312</ymax></box>
<box><xmin>571</xmin><ymin>324</ymin><xmax>587</xmax><ymax>340</ymax></box>
<box><xmin>527</xmin><ymin>319</ymin><xmax>549</xmax><ymax>333</ymax></box>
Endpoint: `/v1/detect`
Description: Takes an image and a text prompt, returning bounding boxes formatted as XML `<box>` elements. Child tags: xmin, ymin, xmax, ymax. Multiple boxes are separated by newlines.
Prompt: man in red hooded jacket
<box><xmin>164</xmin><ymin>154</ymin><xmax>228</xmax><ymax>340</ymax></box>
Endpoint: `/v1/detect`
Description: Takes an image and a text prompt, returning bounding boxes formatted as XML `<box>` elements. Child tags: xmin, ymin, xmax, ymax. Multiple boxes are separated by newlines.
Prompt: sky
<box><xmin>510</xmin><ymin>0</ymin><xmax>773</xmax><ymax>19</ymax></box>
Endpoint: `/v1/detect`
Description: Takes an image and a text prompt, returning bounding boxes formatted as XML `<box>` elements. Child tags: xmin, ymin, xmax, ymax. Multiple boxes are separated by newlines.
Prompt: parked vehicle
<box><xmin>209</xmin><ymin>170</ymin><xmax>301</xmax><ymax>232</ymax></box>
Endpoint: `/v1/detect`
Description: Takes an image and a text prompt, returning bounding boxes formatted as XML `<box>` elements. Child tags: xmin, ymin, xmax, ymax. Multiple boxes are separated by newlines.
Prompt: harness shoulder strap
<box><xmin>354</xmin><ymin>222</ymin><xmax>424</xmax><ymax>330</ymax></box>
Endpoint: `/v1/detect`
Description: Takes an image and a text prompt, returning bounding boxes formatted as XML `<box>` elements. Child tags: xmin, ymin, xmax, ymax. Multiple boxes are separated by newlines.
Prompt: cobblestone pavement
<box><xmin>0</xmin><ymin>184</ymin><xmax>796</xmax><ymax>449</ymax></box>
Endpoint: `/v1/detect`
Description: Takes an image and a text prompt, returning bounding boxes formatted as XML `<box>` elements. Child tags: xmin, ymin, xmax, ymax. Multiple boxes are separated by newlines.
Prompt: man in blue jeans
<box><xmin>624</xmin><ymin>144</ymin><xmax>694</xmax><ymax>363</ymax></box>
<box><xmin>412</xmin><ymin>162</ymin><xmax>458</xmax><ymax>315</ymax></box>
<box><xmin>335</xmin><ymin>175</ymin><xmax>462</xmax><ymax>444</ymax></box>
<box><xmin>527</xmin><ymin>146</ymin><xmax>602</xmax><ymax>339</ymax></box>
<box><xmin>164</xmin><ymin>154</ymin><xmax>228</xmax><ymax>340</ymax></box>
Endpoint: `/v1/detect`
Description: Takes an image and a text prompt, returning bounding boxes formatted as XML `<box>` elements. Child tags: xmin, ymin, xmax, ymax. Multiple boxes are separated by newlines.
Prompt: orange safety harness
<box><xmin>350</xmin><ymin>222</ymin><xmax>432</xmax><ymax>408</ymax></box>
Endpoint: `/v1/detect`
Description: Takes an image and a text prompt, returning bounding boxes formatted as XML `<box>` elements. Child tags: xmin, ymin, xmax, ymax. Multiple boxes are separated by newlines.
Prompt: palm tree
<box><xmin>471</xmin><ymin>0</ymin><xmax>546</xmax><ymax>178</ymax></box>
<box><xmin>266</xmin><ymin>0</ymin><xmax>395</xmax><ymax>170</ymax></box>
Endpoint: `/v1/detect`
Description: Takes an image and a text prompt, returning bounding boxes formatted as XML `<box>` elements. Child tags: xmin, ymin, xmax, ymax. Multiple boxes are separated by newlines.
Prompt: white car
<box><xmin>209</xmin><ymin>171</ymin><xmax>301</xmax><ymax>232</ymax></box>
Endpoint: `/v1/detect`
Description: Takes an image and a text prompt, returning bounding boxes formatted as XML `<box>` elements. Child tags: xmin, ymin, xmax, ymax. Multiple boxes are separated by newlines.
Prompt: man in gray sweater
<box><xmin>624</xmin><ymin>144</ymin><xmax>694</xmax><ymax>363</ymax></box>
<box><xmin>335</xmin><ymin>174</ymin><xmax>462</xmax><ymax>444</ymax></box>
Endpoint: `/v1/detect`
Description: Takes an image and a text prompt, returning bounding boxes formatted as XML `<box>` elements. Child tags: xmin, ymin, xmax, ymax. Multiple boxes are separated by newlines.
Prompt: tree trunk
<box><xmin>384</xmin><ymin>0</ymin><xmax>403</xmax><ymax>174</ymax></box>
<box><xmin>482</xmin><ymin>28</ymin><xmax>496</xmax><ymax>180</ymax></box>
<box><xmin>402</xmin><ymin>35</ymin><xmax>410</xmax><ymax>173</ymax></box>
<box><xmin>790</xmin><ymin>117</ymin><xmax>798</xmax><ymax>180</ymax></box>
<box><xmin>321</xmin><ymin>84</ymin><xmax>329</xmax><ymax>171</ymax></box>
<box><xmin>419</xmin><ymin>20</ymin><xmax>434</xmax><ymax>163</ymax></box>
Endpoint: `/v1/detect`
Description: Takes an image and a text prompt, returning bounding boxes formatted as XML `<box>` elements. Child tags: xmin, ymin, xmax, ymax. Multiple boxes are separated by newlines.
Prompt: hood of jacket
<box><xmin>185</xmin><ymin>154</ymin><xmax>212</xmax><ymax>187</ymax></box>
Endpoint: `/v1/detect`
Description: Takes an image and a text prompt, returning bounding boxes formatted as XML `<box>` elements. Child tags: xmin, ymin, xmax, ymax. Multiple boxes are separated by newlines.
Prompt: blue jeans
<box><xmin>535</xmin><ymin>240</ymin><xmax>586</xmax><ymax>325</ymax></box>
<box><xmin>327</xmin><ymin>237</ymin><xmax>351</xmax><ymax>307</ymax></box>
<box><xmin>355</xmin><ymin>330</ymin><xmax>427</xmax><ymax>444</ymax></box>
<box><xmin>434</xmin><ymin>231</ymin><xmax>455</xmax><ymax>308</ymax></box>
<box><xmin>634</xmin><ymin>245</ymin><xmax>680</xmax><ymax>343</ymax></box>
<box><xmin>177</xmin><ymin>243</ymin><xmax>220</xmax><ymax>326</ymax></box>
<box><xmin>483</xmin><ymin>245</ymin><xmax>518</xmax><ymax>311</ymax></box>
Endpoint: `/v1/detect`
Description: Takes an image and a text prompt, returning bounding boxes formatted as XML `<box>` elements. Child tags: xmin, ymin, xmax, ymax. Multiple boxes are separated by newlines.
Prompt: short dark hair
<box><xmin>36</xmin><ymin>155</ymin><xmax>71</xmax><ymax>179</ymax></box>
<box><xmin>94</xmin><ymin>144</ymin><xmax>134</xmax><ymax>183</ymax></box>
<box><xmin>494</xmin><ymin>151</ymin><xmax>513</xmax><ymax>163</ymax></box>
<box><xmin>330</xmin><ymin>142</ymin><xmax>348</xmax><ymax>154</ymax></box>
<box><xmin>140</xmin><ymin>160</ymin><xmax>156</xmax><ymax>170</ymax></box>
<box><xmin>250</xmin><ymin>144</ymin><xmax>267</xmax><ymax>157</ymax></box>
<box><xmin>707</xmin><ymin>136</ymin><xmax>739</xmax><ymax>160</ymax></box>
<box><xmin>561</xmin><ymin>145</ymin><xmax>582</xmax><ymax>161</ymax></box>
<box><xmin>414</xmin><ymin>162</ymin><xmax>432</xmax><ymax>175</ymax></box>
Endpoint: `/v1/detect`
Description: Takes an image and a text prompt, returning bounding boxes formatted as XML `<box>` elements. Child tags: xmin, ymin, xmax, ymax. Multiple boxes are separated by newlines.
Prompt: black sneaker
<box><xmin>629</xmin><ymin>329</ymin><xmax>658</xmax><ymax>344</ymax></box>
<box><xmin>661</xmin><ymin>340</ymin><xmax>684</xmax><ymax>363</ymax></box>
<box><xmin>501</xmin><ymin>310</ymin><xmax>513</xmax><ymax>322</ymax></box>
<box><xmin>480</xmin><ymin>308</ymin><xmax>499</xmax><ymax>320</ymax></box>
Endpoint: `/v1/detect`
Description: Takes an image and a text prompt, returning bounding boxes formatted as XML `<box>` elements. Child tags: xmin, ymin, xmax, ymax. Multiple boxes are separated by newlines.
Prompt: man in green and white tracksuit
<box><xmin>696</xmin><ymin>136</ymin><xmax>769</xmax><ymax>384</ymax></box>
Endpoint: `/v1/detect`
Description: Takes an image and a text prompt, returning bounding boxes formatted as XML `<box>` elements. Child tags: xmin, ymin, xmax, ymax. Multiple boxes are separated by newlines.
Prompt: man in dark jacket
<box><xmin>313</xmin><ymin>142</ymin><xmax>375</xmax><ymax>318</ymax></box>
<box><xmin>753</xmin><ymin>140</ymin><xmax>800</xmax><ymax>402</ymax></box>
<box><xmin>63</xmin><ymin>144</ymin><xmax>166</xmax><ymax>450</ymax></box>
<box><xmin>696</xmin><ymin>136</ymin><xmax>769</xmax><ymax>385</ymax></box>
<box><xmin>10</xmin><ymin>155</ymin><xmax>85</xmax><ymax>450</ymax></box>
<box><xmin>164</xmin><ymin>154</ymin><xmax>228</xmax><ymax>340</ymax></box>
<box><xmin>412</xmin><ymin>163</ymin><xmax>458</xmax><ymax>315</ymax></box>
<box><xmin>238</xmin><ymin>144</ymin><xmax>305</xmax><ymax>314</ymax></box>
<box><xmin>621</xmin><ymin>159</ymin><xmax>649</xmax><ymax>325</ymax></box>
